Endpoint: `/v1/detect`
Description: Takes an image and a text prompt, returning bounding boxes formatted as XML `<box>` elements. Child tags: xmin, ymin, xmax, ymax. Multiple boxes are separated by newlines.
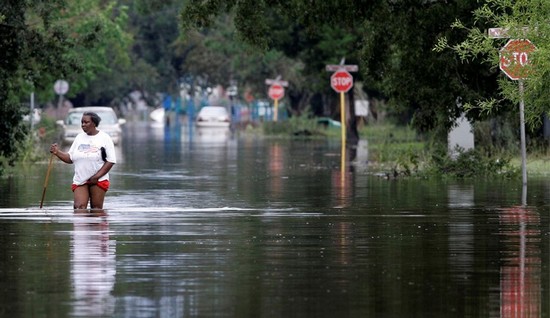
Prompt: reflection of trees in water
<box><xmin>71</xmin><ymin>212</ymin><xmax>116</xmax><ymax>317</ymax></box>
<box><xmin>498</xmin><ymin>206</ymin><xmax>541</xmax><ymax>318</ymax></box>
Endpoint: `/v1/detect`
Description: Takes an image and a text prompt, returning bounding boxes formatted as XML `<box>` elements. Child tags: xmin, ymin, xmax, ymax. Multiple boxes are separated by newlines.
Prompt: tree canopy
<box><xmin>2</xmin><ymin>0</ymin><xmax>550</xmax><ymax>169</ymax></box>
<box><xmin>0</xmin><ymin>0</ymin><xmax>130</xmax><ymax>166</ymax></box>
<box><xmin>180</xmin><ymin>0</ymin><xmax>505</xmax><ymax>135</ymax></box>
<box><xmin>435</xmin><ymin>0</ymin><xmax>550</xmax><ymax>130</ymax></box>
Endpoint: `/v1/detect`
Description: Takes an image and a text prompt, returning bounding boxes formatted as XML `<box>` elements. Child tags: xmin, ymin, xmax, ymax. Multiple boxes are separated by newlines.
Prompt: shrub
<box><xmin>262</xmin><ymin>116</ymin><xmax>330</xmax><ymax>137</ymax></box>
<box><xmin>422</xmin><ymin>147</ymin><xmax>519</xmax><ymax>178</ymax></box>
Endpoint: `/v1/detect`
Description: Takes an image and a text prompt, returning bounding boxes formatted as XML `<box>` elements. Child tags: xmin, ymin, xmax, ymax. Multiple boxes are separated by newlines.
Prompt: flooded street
<box><xmin>1</xmin><ymin>121</ymin><xmax>550</xmax><ymax>317</ymax></box>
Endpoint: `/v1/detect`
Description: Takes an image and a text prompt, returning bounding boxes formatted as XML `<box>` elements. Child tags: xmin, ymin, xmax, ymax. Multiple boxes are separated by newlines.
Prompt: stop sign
<box><xmin>500</xmin><ymin>39</ymin><xmax>536</xmax><ymax>80</ymax></box>
<box><xmin>268</xmin><ymin>83</ymin><xmax>285</xmax><ymax>100</ymax></box>
<box><xmin>330</xmin><ymin>70</ymin><xmax>353</xmax><ymax>93</ymax></box>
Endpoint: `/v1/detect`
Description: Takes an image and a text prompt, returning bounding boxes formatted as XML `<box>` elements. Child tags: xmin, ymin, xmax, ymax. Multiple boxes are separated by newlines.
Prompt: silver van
<box><xmin>56</xmin><ymin>107</ymin><xmax>126</xmax><ymax>145</ymax></box>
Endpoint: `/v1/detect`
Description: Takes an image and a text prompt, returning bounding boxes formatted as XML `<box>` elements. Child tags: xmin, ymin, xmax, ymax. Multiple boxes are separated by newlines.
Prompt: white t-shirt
<box><xmin>68</xmin><ymin>130</ymin><xmax>116</xmax><ymax>185</ymax></box>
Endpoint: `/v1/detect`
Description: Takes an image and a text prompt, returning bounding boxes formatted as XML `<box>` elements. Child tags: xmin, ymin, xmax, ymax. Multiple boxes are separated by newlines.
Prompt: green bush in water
<box><xmin>262</xmin><ymin>116</ymin><xmax>330</xmax><ymax>137</ymax></box>
<box><xmin>423</xmin><ymin>147</ymin><xmax>519</xmax><ymax>178</ymax></box>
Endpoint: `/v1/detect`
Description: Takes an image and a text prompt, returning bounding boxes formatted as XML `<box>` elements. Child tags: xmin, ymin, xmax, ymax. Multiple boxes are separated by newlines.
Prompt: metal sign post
<box><xmin>491</xmin><ymin>31</ymin><xmax>536</xmax><ymax>206</ymax></box>
<box><xmin>499</xmin><ymin>39</ymin><xmax>536</xmax><ymax>190</ymax></box>
<box><xmin>54</xmin><ymin>79</ymin><xmax>69</xmax><ymax>119</ymax></box>
<box><xmin>519</xmin><ymin>80</ymin><xmax>527</xmax><ymax>205</ymax></box>
<box><xmin>326</xmin><ymin>58</ymin><xmax>358</xmax><ymax>185</ymax></box>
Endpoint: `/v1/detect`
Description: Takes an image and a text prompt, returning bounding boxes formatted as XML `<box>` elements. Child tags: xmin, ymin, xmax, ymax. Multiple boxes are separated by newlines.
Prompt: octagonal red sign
<box><xmin>499</xmin><ymin>39</ymin><xmax>536</xmax><ymax>80</ymax></box>
<box><xmin>330</xmin><ymin>70</ymin><xmax>353</xmax><ymax>93</ymax></box>
<box><xmin>268</xmin><ymin>83</ymin><xmax>285</xmax><ymax>100</ymax></box>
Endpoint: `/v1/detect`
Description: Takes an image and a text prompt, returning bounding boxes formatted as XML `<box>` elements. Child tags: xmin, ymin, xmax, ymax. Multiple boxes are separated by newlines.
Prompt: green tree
<box><xmin>119</xmin><ymin>0</ymin><xmax>182</xmax><ymax>97</ymax></box>
<box><xmin>435</xmin><ymin>0</ymin><xmax>550</xmax><ymax>131</ymax></box>
<box><xmin>180</xmin><ymin>1</ymin><xmax>365</xmax><ymax>143</ymax></box>
<box><xmin>55</xmin><ymin>0</ymin><xmax>132</xmax><ymax>106</ymax></box>
<box><xmin>175</xmin><ymin>15</ymin><xmax>304</xmax><ymax>105</ymax></box>
<box><xmin>181</xmin><ymin>0</ymin><xmax>509</xmax><ymax>138</ymax></box>
<box><xmin>0</xmin><ymin>0</ymin><xmax>131</xmax><ymax>170</ymax></box>
<box><xmin>0</xmin><ymin>0</ymin><xmax>71</xmax><ymax>167</ymax></box>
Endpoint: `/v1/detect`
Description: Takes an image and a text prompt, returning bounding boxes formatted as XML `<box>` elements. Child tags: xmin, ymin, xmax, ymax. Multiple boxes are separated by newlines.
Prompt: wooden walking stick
<box><xmin>40</xmin><ymin>153</ymin><xmax>55</xmax><ymax>209</ymax></box>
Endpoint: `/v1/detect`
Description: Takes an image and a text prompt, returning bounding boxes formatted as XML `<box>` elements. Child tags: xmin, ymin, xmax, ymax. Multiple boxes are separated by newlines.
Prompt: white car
<box><xmin>57</xmin><ymin>106</ymin><xmax>126</xmax><ymax>145</ymax></box>
<box><xmin>196</xmin><ymin>106</ymin><xmax>231</xmax><ymax>127</ymax></box>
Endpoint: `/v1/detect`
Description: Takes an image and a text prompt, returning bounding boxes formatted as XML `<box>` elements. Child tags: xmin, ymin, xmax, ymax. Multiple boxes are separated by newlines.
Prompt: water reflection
<box><xmin>332</xmin><ymin>169</ymin><xmax>353</xmax><ymax>208</ymax></box>
<box><xmin>5</xmin><ymin>122</ymin><xmax>550</xmax><ymax>317</ymax></box>
<box><xmin>71</xmin><ymin>210</ymin><xmax>116</xmax><ymax>317</ymax></box>
<box><xmin>268</xmin><ymin>143</ymin><xmax>284</xmax><ymax>199</ymax></box>
<box><xmin>498</xmin><ymin>206</ymin><xmax>541</xmax><ymax>318</ymax></box>
<box><xmin>194</xmin><ymin>126</ymin><xmax>230</xmax><ymax>144</ymax></box>
<box><xmin>448</xmin><ymin>185</ymin><xmax>475</xmax><ymax>277</ymax></box>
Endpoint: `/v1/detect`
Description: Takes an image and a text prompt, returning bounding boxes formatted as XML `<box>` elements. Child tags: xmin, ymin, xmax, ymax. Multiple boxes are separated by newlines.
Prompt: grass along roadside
<box><xmin>513</xmin><ymin>156</ymin><xmax>550</xmax><ymax>177</ymax></box>
<box><xmin>358</xmin><ymin>124</ymin><xmax>427</xmax><ymax>175</ymax></box>
<box><xmin>358</xmin><ymin>123</ymin><xmax>527</xmax><ymax>178</ymax></box>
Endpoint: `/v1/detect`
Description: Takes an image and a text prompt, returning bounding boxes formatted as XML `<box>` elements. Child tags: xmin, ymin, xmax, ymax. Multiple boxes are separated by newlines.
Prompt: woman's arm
<box><xmin>88</xmin><ymin>162</ymin><xmax>115</xmax><ymax>184</ymax></box>
<box><xmin>50</xmin><ymin>143</ymin><xmax>73</xmax><ymax>164</ymax></box>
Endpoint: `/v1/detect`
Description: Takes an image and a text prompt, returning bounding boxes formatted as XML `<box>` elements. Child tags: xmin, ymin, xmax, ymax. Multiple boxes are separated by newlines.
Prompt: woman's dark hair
<box><xmin>83</xmin><ymin>111</ymin><xmax>101</xmax><ymax>126</ymax></box>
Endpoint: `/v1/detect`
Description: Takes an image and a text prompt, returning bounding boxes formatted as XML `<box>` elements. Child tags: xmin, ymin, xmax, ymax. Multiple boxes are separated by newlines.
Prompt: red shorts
<box><xmin>72</xmin><ymin>180</ymin><xmax>110</xmax><ymax>192</ymax></box>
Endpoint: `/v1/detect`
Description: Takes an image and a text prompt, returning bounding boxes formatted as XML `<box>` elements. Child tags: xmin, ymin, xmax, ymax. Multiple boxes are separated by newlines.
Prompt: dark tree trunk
<box><xmin>347</xmin><ymin>89</ymin><xmax>359</xmax><ymax>145</ymax></box>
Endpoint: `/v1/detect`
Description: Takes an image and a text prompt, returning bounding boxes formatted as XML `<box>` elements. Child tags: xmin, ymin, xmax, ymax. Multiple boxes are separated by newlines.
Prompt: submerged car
<box><xmin>317</xmin><ymin>117</ymin><xmax>341</xmax><ymax>128</ymax></box>
<box><xmin>196</xmin><ymin>106</ymin><xmax>231</xmax><ymax>127</ymax></box>
<box><xmin>57</xmin><ymin>106</ymin><xmax>126</xmax><ymax>145</ymax></box>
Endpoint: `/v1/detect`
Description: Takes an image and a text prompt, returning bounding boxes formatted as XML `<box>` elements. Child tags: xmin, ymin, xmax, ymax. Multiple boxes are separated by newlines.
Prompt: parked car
<box><xmin>56</xmin><ymin>106</ymin><xmax>126</xmax><ymax>145</ymax></box>
<box><xmin>317</xmin><ymin>117</ymin><xmax>341</xmax><ymax>128</ymax></box>
<box><xmin>149</xmin><ymin>107</ymin><xmax>165</xmax><ymax>123</ymax></box>
<box><xmin>196</xmin><ymin>106</ymin><xmax>231</xmax><ymax>127</ymax></box>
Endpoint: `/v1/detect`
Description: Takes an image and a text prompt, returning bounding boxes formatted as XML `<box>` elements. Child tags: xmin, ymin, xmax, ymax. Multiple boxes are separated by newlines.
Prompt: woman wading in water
<box><xmin>50</xmin><ymin>111</ymin><xmax>116</xmax><ymax>209</ymax></box>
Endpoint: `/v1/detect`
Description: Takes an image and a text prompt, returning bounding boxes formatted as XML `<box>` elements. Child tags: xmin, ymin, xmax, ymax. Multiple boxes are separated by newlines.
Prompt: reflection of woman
<box><xmin>50</xmin><ymin>111</ymin><xmax>116</xmax><ymax>209</ymax></box>
<box><xmin>71</xmin><ymin>211</ymin><xmax>116</xmax><ymax>316</ymax></box>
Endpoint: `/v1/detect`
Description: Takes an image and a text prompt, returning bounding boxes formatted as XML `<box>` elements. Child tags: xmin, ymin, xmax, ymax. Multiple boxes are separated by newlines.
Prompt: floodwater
<box><xmin>1</xmin><ymin>121</ymin><xmax>550</xmax><ymax>317</ymax></box>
